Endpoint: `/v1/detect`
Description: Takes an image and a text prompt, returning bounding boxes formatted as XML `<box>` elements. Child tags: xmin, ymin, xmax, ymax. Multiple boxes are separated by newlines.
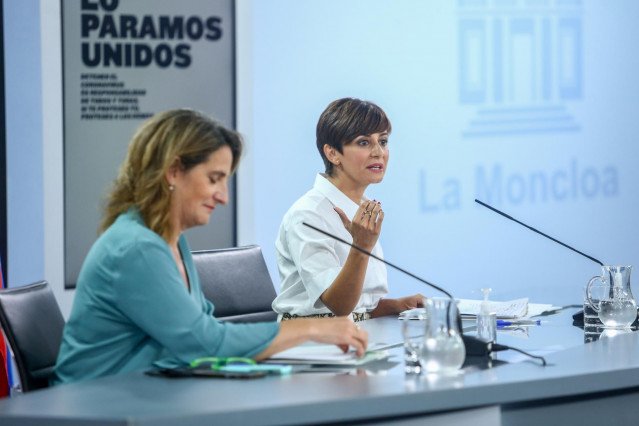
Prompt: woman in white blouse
<box><xmin>272</xmin><ymin>98</ymin><xmax>424</xmax><ymax>322</ymax></box>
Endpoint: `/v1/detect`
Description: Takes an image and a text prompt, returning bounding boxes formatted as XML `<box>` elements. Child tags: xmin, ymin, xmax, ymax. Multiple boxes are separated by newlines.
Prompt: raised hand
<box><xmin>334</xmin><ymin>200</ymin><xmax>384</xmax><ymax>252</ymax></box>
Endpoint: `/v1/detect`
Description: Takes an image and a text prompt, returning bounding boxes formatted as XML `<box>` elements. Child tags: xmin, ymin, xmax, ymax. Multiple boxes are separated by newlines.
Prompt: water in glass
<box><xmin>420</xmin><ymin>297</ymin><xmax>465</xmax><ymax>374</ymax></box>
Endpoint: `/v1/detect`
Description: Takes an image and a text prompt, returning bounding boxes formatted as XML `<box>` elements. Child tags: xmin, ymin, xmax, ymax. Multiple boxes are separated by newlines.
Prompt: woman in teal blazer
<box><xmin>52</xmin><ymin>109</ymin><xmax>368</xmax><ymax>385</ymax></box>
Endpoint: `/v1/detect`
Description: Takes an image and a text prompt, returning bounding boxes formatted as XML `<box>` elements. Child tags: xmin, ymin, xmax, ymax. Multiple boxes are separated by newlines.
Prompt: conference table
<box><xmin>1</xmin><ymin>308</ymin><xmax>639</xmax><ymax>425</ymax></box>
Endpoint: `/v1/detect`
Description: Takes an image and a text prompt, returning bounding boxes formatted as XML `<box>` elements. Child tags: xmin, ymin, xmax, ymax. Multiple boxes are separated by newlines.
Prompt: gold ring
<box><xmin>365</xmin><ymin>210</ymin><xmax>372</xmax><ymax>216</ymax></box>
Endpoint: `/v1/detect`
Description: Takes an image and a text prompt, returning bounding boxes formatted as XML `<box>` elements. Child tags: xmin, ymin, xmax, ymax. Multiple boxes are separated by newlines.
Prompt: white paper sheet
<box><xmin>456</xmin><ymin>298</ymin><xmax>529</xmax><ymax>318</ymax></box>
<box><xmin>264</xmin><ymin>344</ymin><xmax>389</xmax><ymax>365</ymax></box>
<box><xmin>400</xmin><ymin>298</ymin><xmax>561</xmax><ymax>319</ymax></box>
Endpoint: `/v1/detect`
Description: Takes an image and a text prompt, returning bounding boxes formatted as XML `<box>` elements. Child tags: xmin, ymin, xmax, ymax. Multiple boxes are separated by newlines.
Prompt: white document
<box><xmin>264</xmin><ymin>344</ymin><xmax>389</xmax><ymax>366</ymax></box>
<box><xmin>400</xmin><ymin>300</ymin><xmax>562</xmax><ymax>320</ymax></box>
<box><xmin>456</xmin><ymin>297</ymin><xmax>529</xmax><ymax>318</ymax></box>
<box><xmin>524</xmin><ymin>303</ymin><xmax>562</xmax><ymax>318</ymax></box>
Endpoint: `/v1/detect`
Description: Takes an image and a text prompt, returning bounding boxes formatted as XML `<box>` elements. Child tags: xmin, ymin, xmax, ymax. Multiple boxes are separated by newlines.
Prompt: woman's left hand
<box><xmin>370</xmin><ymin>294</ymin><xmax>426</xmax><ymax>318</ymax></box>
<box><xmin>394</xmin><ymin>294</ymin><xmax>426</xmax><ymax>312</ymax></box>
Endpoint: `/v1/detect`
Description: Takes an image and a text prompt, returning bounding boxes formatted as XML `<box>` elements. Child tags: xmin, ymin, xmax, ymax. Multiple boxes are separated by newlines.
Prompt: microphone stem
<box><xmin>474</xmin><ymin>199</ymin><xmax>604</xmax><ymax>267</ymax></box>
<box><xmin>302</xmin><ymin>222</ymin><xmax>454</xmax><ymax>300</ymax></box>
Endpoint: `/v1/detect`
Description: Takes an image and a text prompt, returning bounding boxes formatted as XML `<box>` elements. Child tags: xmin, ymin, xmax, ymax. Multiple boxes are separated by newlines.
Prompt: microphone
<box><xmin>474</xmin><ymin>199</ymin><xmax>605</xmax><ymax>323</ymax></box>
<box><xmin>301</xmin><ymin>222</ymin><xmax>493</xmax><ymax>357</ymax></box>
<box><xmin>474</xmin><ymin>199</ymin><xmax>604</xmax><ymax>266</ymax></box>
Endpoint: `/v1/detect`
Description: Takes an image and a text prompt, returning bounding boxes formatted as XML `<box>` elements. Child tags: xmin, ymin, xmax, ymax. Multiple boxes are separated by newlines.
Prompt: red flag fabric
<box><xmin>0</xmin><ymin>260</ymin><xmax>9</xmax><ymax>397</ymax></box>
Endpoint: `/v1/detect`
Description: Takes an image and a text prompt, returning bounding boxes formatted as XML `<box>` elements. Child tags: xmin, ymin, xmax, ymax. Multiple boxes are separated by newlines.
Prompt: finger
<box><xmin>374</xmin><ymin>208</ymin><xmax>384</xmax><ymax>231</ymax></box>
<box><xmin>351</xmin><ymin>202</ymin><xmax>367</xmax><ymax>222</ymax></box>
<box><xmin>362</xmin><ymin>203</ymin><xmax>381</xmax><ymax>229</ymax></box>
<box><xmin>353</xmin><ymin>328</ymin><xmax>369</xmax><ymax>358</ymax></box>
<box><xmin>350</xmin><ymin>325</ymin><xmax>368</xmax><ymax>356</ymax></box>
<box><xmin>333</xmin><ymin>207</ymin><xmax>351</xmax><ymax>228</ymax></box>
<box><xmin>370</xmin><ymin>202</ymin><xmax>381</xmax><ymax>217</ymax></box>
<box><xmin>360</xmin><ymin>200</ymin><xmax>376</xmax><ymax>222</ymax></box>
<box><xmin>337</xmin><ymin>344</ymin><xmax>349</xmax><ymax>353</ymax></box>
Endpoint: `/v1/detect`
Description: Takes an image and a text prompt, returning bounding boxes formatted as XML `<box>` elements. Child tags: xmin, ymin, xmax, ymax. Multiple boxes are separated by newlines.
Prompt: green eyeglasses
<box><xmin>189</xmin><ymin>357</ymin><xmax>256</xmax><ymax>371</ymax></box>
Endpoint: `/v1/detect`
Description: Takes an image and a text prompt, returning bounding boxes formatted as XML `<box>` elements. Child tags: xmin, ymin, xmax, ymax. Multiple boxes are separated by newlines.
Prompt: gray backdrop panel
<box><xmin>62</xmin><ymin>0</ymin><xmax>235</xmax><ymax>288</ymax></box>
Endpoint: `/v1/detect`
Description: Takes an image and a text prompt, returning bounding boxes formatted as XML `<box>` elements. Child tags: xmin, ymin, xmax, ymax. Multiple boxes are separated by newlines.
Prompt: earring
<box><xmin>169</xmin><ymin>185</ymin><xmax>174</xmax><ymax>191</ymax></box>
<box><xmin>335</xmin><ymin>160</ymin><xmax>340</xmax><ymax>165</ymax></box>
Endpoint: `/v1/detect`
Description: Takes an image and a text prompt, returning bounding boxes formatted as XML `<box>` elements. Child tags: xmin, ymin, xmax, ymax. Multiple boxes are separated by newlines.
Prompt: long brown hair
<box><xmin>100</xmin><ymin>109</ymin><xmax>242</xmax><ymax>242</ymax></box>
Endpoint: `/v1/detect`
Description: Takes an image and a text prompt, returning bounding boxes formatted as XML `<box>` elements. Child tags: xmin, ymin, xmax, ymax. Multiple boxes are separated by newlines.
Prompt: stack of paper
<box><xmin>400</xmin><ymin>298</ymin><xmax>562</xmax><ymax>319</ymax></box>
<box><xmin>457</xmin><ymin>298</ymin><xmax>529</xmax><ymax>318</ymax></box>
<box><xmin>457</xmin><ymin>298</ymin><xmax>561</xmax><ymax>319</ymax></box>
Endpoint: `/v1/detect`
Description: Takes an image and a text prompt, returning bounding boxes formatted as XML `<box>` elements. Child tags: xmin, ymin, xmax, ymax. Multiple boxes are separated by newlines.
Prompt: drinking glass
<box><xmin>420</xmin><ymin>297</ymin><xmax>465</xmax><ymax>374</ymax></box>
<box><xmin>402</xmin><ymin>308</ymin><xmax>427</xmax><ymax>375</ymax></box>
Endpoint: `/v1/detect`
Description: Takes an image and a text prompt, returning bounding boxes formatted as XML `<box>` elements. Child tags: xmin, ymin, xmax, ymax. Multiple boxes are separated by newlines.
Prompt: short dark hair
<box><xmin>316</xmin><ymin>98</ymin><xmax>391</xmax><ymax>176</ymax></box>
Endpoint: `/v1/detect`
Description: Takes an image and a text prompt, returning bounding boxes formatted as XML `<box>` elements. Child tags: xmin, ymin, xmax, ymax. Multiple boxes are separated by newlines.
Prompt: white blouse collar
<box><xmin>313</xmin><ymin>173</ymin><xmax>367</xmax><ymax>219</ymax></box>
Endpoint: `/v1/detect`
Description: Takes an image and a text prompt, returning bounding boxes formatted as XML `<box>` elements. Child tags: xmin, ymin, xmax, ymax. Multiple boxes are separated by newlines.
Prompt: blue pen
<box><xmin>497</xmin><ymin>319</ymin><xmax>541</xmax><ymax>327</ymax></box>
